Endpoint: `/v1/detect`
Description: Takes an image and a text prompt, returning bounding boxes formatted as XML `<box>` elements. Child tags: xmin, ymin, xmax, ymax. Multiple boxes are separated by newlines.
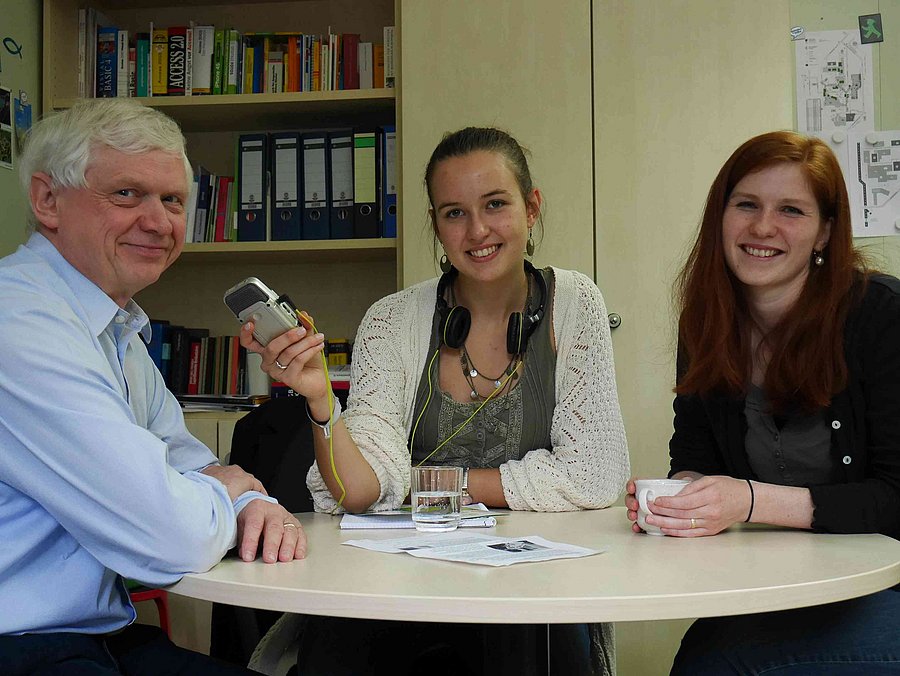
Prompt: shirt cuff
<box><xmin>233</xmin><ymin>491</ymin><xmax>278</xmax><ymax>516</ymax></box>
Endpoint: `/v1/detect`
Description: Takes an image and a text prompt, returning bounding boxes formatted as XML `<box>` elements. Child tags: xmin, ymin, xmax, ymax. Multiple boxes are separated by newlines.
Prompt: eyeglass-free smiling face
<box><xmin>32</xmin><ymin>146</ymin><xmax>189</xmax><ymax>307</ymax></box>
<box><xmin>722</xmin><ymin>162</ymin><xmax>831</xmax><ymax>312</ymax></box>
<box><xmin>430</xmin><ymin>150</ymin><xmax>541</xmax><ymax>287</ymax></box>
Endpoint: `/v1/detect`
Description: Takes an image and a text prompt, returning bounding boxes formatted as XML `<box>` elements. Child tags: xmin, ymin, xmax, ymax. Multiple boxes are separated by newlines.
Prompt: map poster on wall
<box><xmin>795</xmin><ymin>30</ymin><xmax>874</xmax><ymax>135</ymax></box>
<box><xmin>0</xmin><ymin>85</ymin><xmax>12</xmax><ymax>170</ymax></box>
<box><xmin>847</xmin><ymin>131</ymin><xmax>900</xmax><ymax>238</ymax></box>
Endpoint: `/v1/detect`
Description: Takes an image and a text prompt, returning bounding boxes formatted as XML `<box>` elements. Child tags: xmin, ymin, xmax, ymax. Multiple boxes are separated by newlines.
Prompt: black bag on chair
<box><xmin>209</xmin><ymin>395</ymin><xmax>318</xmax><ymax>666</ymax></box>
<box><xmin>227</xmin><ymin>395</ymin><xmax>319</xmax><ymax>513</ymax></box>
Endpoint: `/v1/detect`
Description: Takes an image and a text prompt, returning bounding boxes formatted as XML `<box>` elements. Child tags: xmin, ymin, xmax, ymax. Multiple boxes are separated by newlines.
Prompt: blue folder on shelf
<box><xmin>328</xmin><ymin>129</ymin><xmax>355</xmax><ymax>239</ymax></box>
<box><xmin>380</xmin><ymin>125</ymin><xmax>397</xmax><ymax>238</ymax></box>
<box><xmin>269</xmin><ymin>132</ymin><xmax>302</xmax><ymax>241</ymax></box>
<box><xmin>237</xmin><ymin>133</ymin><xmax>268</xmax><ymax>242</ymax></box>
<box><xmin>301</xmin><ymin>132</ymin><xmax>330</xmax><ymax>239</ymax></box>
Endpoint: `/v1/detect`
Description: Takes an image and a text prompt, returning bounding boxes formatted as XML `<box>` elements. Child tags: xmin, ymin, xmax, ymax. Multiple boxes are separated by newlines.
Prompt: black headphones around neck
<box><xmin>435</xmin><ymin>260</ymin><xmax>547</xmax><ymax>355</ymax></box>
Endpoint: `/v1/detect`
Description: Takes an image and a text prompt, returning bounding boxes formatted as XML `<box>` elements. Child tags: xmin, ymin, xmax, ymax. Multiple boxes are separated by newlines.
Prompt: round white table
<box><xmin>168</xmin><ymin>507</ymin><xmax>900</xmax><ymax>623</ymax></box>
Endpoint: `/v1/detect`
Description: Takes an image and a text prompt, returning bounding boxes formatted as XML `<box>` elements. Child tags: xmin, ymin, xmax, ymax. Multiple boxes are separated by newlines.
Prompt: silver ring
<box><xmin>690</xmin><ymin>518</ymin><xmax>696</xmax><ymax>529</ymax></box>
<box><xmin>283</xmin><ymin>522</ymin><xmax>298</xmax><ymax>529</ymax></box>
<box><xmin>275</xmin><ymin>360</ymin><xmax>288</xmax><ymax>370</ymax></box>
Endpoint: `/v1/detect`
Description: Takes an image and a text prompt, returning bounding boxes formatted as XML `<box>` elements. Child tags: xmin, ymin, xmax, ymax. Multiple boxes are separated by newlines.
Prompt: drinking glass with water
<box><xmin>411</xmin><ymin>466</ymin><xmax>463</xmax><ymax>532</ymax></box>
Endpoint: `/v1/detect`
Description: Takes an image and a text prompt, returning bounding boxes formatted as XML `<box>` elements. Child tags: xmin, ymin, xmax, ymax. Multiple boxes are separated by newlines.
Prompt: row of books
<box><xmin>186</xmin><ymin>125</ymin><xmax>396</xmax><ymax>243</ymax></box>
<box><xmin>186</xmin><ymin>172</ymin><xmax>237</xmax><ymax>244</ymax></box>
<box><xmin>147</xmin><ymin>316</ymin><xmax>354</xmax><ymax>396</ymax></box>
<box><xmin>147</xmin><ymin>321</ymin><xmax>247</xmax><ymax>396</ymax></box>
<box><xmin>82</xmin><ymin>9</ymin><xmax>396</xmax><ymax>99</ymax></box>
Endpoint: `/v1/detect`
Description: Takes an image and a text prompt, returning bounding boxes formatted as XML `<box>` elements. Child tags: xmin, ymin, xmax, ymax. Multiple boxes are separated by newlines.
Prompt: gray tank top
<box><xmin>410</xmin><ymin>268</ymin><xmax>556</xmax><ymax>468</ymax></box>
<box><xmin>744</xmin><ymin>384</ymin><xmax>838</xmax><ymax>486</ymax></box>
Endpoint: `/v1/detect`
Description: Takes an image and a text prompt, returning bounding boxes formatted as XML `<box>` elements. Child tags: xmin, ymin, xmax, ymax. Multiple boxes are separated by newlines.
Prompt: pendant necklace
<box><xmin>456</xmin><ymin>275</ymin><xmax>531</xmax><ymax>400</ymax></box>
<box><xmin>460</xmin><ymin>349</ymin><xmax>520</xmax><ymax>399</ymax></box>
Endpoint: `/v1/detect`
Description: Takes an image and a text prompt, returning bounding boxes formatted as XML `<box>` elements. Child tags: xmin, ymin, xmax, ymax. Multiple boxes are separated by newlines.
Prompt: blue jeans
<box><xmin>671</xmin><ymin>588</ymin><xmax>900</xmax><ymax>675</ymax></box>
<box><xmin>0</xmin><ymin>624</ymin><xmax>254</xmax><ymax>676</ymax></box>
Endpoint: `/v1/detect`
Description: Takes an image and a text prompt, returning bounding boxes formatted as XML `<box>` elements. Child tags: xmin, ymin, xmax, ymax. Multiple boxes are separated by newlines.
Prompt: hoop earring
<box><xmin>525</xmin><ymin>228</ymin><xmax>535</xmax><ymax>257</ymax></box>
<box><xmin>440</xmin><ymin>253</ymin><xmax>452</xmax><ymax>273</ymax></box>
<box><xmin>812</xmin><ymin>250</ymin><xmax>825</xmax><ymax>267</ymax></box>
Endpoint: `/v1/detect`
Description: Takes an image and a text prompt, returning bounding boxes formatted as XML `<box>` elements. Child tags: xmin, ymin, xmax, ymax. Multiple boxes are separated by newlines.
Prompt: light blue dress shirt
<box><xmin>0</xmin><ymin>233</ymin><xmax>273</xmax><ymax>635</ymax></box>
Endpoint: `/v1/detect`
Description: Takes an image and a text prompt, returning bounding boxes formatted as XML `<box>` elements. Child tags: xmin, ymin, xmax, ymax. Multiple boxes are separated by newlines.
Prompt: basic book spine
<box><xmin>96</xmin><ymin>26</ymin><xmax>117</xmax><ymax>98</ymax></box>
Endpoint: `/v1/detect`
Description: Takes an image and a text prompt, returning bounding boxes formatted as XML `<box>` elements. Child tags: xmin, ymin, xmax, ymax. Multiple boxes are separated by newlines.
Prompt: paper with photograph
<box><xmin>342</xmin><ymin>531</ymin><xmax>601</xmax><ymax>566</ymax></box>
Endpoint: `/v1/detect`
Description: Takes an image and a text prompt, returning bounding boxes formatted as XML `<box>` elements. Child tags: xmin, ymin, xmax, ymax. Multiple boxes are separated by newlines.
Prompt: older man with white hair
<box><xmin>0</xmin><ymin>99</ymin><xmax>304</xmax><ymax>674</ymax></box>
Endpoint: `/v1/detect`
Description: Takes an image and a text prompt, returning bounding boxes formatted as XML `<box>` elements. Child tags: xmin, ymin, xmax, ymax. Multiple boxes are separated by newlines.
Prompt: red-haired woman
<box><xmin>625</xmin><ymin>131</ymin><xmax>900</xmax><ymax>673</ymax></box>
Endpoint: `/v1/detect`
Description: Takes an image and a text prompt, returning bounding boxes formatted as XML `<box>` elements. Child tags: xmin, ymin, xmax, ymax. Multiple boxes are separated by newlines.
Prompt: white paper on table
<box><xmin>342</xmin><ymin>531</ymin><xmax>602</xmax><ymax>567</ymax></box>
<box><xmin>795</xmin><ymin>30</ymin><xmax>874</xmax><ymax>135</ymax></box>
<box><xmin>846</xmin><ymin>130</ymin><xmax>900</xmax><ymax>237</ymax></box>
<box><xmin>339</xmin><ymin>503</ymin><xmax>498</xmax><ymax>530</ymax></box>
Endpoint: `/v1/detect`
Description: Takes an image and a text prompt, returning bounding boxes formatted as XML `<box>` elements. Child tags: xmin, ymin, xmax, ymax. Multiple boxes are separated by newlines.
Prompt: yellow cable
<box><xmin>408</xmin><ymin>348</ymin><xmax>440</xmax><ymax>454</ymax></box>
<box><xmin>298</xmin><ymin>305</ymin><xmax>520</xmax><ymax>507</ymax></box>
<box><xmin>415</xmin><ymin>359</ymin><xmax>521</xmax><ymax>466</ymax></box>
<box><xmin>296</xmin><ymin>310</ymin><xmax>345</xmax><ymax>508</ymax></box>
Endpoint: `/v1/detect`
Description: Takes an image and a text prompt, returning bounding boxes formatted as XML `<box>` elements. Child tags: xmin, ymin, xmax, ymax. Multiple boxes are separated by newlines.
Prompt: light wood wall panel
<box><xmin>593</xmin><ymin>1</ymin><xmax>794</xmax><ymax>673</ymax></box>
<box><xmin>593</xmin><ymin>0</ymin><xmax>793</xmax><ymax>498</ymax></box>
<box><xmin>397</xmin><ymin>0</ymin><xmax>594</xmax><ymax>287</ymax></box>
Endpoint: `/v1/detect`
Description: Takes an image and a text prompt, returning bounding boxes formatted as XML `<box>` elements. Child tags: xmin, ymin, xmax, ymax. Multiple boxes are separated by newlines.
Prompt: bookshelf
<box><xmin>50</xmin><ymin>89</ymin><xmax>396</xmax><ymax>132</ymax></box>
<box><xmin>43</xmin><ymin>0</ymin><xmax>400</xmax><ymax>351</ymax></box>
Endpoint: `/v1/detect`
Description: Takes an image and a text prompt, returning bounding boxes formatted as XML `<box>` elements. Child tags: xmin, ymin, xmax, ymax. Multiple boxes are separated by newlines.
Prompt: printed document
<box><xmin>846</xmin><ymin>130</ymin><xmax>900</xmax><ymax>237</ymax></box>
<box><xmin>795</xmin><ymin>30</ymin><xmax>874</xmax><ymax>134</ymax></box>
<box><xmin>342</xmin><ymin>531</ymin><xmax>602</xmax><ymax>567</ymax></box>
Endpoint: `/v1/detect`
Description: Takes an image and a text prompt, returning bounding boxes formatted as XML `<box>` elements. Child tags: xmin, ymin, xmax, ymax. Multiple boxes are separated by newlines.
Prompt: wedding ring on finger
<box><xmin>690</xmin><ymin>517</ymin><xmax>697</xmax><ymax>529</ymax></box>
<box><xmin>275</xmin><ymin>360</ymin><xmax>288</xmax><ymax>370</ymax></box>
<box><xmin>283</xmin><ymin>521</ymin><xmax>298</xmax><ymax>529</ymax></box>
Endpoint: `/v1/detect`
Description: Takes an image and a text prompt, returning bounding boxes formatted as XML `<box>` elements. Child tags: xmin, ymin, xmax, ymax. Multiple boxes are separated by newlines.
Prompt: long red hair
<box><xmin>675</xmin><ymin>131</ymin><xmax>867</xmax><ymax>412</ymax></box>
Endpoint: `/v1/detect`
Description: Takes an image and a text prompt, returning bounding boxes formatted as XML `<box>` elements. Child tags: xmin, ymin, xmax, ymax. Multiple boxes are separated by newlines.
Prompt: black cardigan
<box><xmin>669</xmin><ymin>274</ymin><xmax>900</xmax><ymax>539</ymax></box>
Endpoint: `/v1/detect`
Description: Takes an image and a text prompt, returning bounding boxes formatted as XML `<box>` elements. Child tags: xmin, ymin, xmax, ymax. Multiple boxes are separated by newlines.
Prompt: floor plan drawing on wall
<box><xmin>795</xmin><ymin>30</ymin><xmax>874</xmax><ymax>134</ymax></box>
<box><xmin>848</xmin><ymin>131</ymin><xmax>900</xmax><ymax>238</ymax></box>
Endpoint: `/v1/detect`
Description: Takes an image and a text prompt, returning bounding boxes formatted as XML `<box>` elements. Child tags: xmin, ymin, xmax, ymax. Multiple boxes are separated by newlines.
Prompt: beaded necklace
<box><xmin>453</xmin><ymin>275</ymin><xmax>531</xmax><ymax>401</ymax></box>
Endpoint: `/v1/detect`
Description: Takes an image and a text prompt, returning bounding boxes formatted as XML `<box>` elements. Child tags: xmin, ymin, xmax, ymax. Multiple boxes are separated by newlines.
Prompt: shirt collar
<box><xmin>25</xmin><ymin>232</ymin><xmax>150</xmax><ymax>340</ymax></box>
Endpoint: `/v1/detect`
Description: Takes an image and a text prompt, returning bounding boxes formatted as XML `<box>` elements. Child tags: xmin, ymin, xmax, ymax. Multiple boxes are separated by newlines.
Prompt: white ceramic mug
<box><xmin>635</xmin><ymin>478</ymin><xmax>690</xmax><ymax>535</ymax></box>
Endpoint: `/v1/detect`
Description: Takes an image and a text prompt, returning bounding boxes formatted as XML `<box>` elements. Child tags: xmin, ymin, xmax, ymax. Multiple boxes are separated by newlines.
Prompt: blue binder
<box><xmin>269</xmin><ymin>132</ymin><xmax>302</xmax><ymax>240</ymax></box>
<box><xmin>146</xmin><ymin>319</ymin><xmax>170</xmax><ymax>372</ymax></box>
<box><xmin>237</xmin><ymin>133</ymin><xmax>268</xmax><ymax>242</ymax></box>
<box><xmin>328</xmin><ymin>129</ymin><xmax>355</xmax><ymax>239</ymax></box>
<box><xmin>380</xmin><ymin>125</ymin><xmax>397</xmax><ymax>238</ymax></box>
<box><xmin>301</xmin><ymin>132</ymin><xmax>330</xmax><ymax>239</ymax></box>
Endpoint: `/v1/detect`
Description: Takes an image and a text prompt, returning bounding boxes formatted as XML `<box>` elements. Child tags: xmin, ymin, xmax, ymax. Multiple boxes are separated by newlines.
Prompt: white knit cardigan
<box><xmin>307</xmin><ymin>266</ymin><xmax>630</xmax><ymax>514</ymax></box>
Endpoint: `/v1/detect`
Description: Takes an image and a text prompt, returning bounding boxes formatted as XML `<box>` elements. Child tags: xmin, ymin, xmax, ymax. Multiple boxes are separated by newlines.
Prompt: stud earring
<box><xmin>525</xmin><ymin>228</ymin><xmax>535</xmax><ymax>257</ymax></box>
<box><xmin>440</xmin><ymin>253</ymin><xmax>452</xmax><ymax>273</ymax></box>
<box><xmin>812</xmin><ymin>250</ymin><xmax>825</xmax><ymax>267</ymax></box>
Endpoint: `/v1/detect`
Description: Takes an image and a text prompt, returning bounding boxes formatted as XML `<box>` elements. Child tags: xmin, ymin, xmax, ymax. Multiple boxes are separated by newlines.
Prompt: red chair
<box><xmin>129</xmin><ymin>586</ymin><xmax>171</xmax><ymax>638</ymax></box>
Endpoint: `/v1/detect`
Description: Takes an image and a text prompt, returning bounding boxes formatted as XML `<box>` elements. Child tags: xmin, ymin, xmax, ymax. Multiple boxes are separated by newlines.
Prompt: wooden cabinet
<box><xmin>184</xmin><ymin>410</ymin><xmax>247</xmax><ymax>462</ymax></box>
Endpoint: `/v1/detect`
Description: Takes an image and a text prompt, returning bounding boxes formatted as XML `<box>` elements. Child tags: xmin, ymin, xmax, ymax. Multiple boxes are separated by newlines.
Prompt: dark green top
<box><xmin>410</xmin><ymin>268</ymin><xmax>556</xmax><ymax>468</ymax></box>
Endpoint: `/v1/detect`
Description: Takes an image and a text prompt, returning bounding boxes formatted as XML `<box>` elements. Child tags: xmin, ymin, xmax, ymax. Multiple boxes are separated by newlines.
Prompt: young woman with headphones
<box><xmin>241</xmin><ymin>127</ymin><xmax>630</xmax><ymax>674</ymax></box>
